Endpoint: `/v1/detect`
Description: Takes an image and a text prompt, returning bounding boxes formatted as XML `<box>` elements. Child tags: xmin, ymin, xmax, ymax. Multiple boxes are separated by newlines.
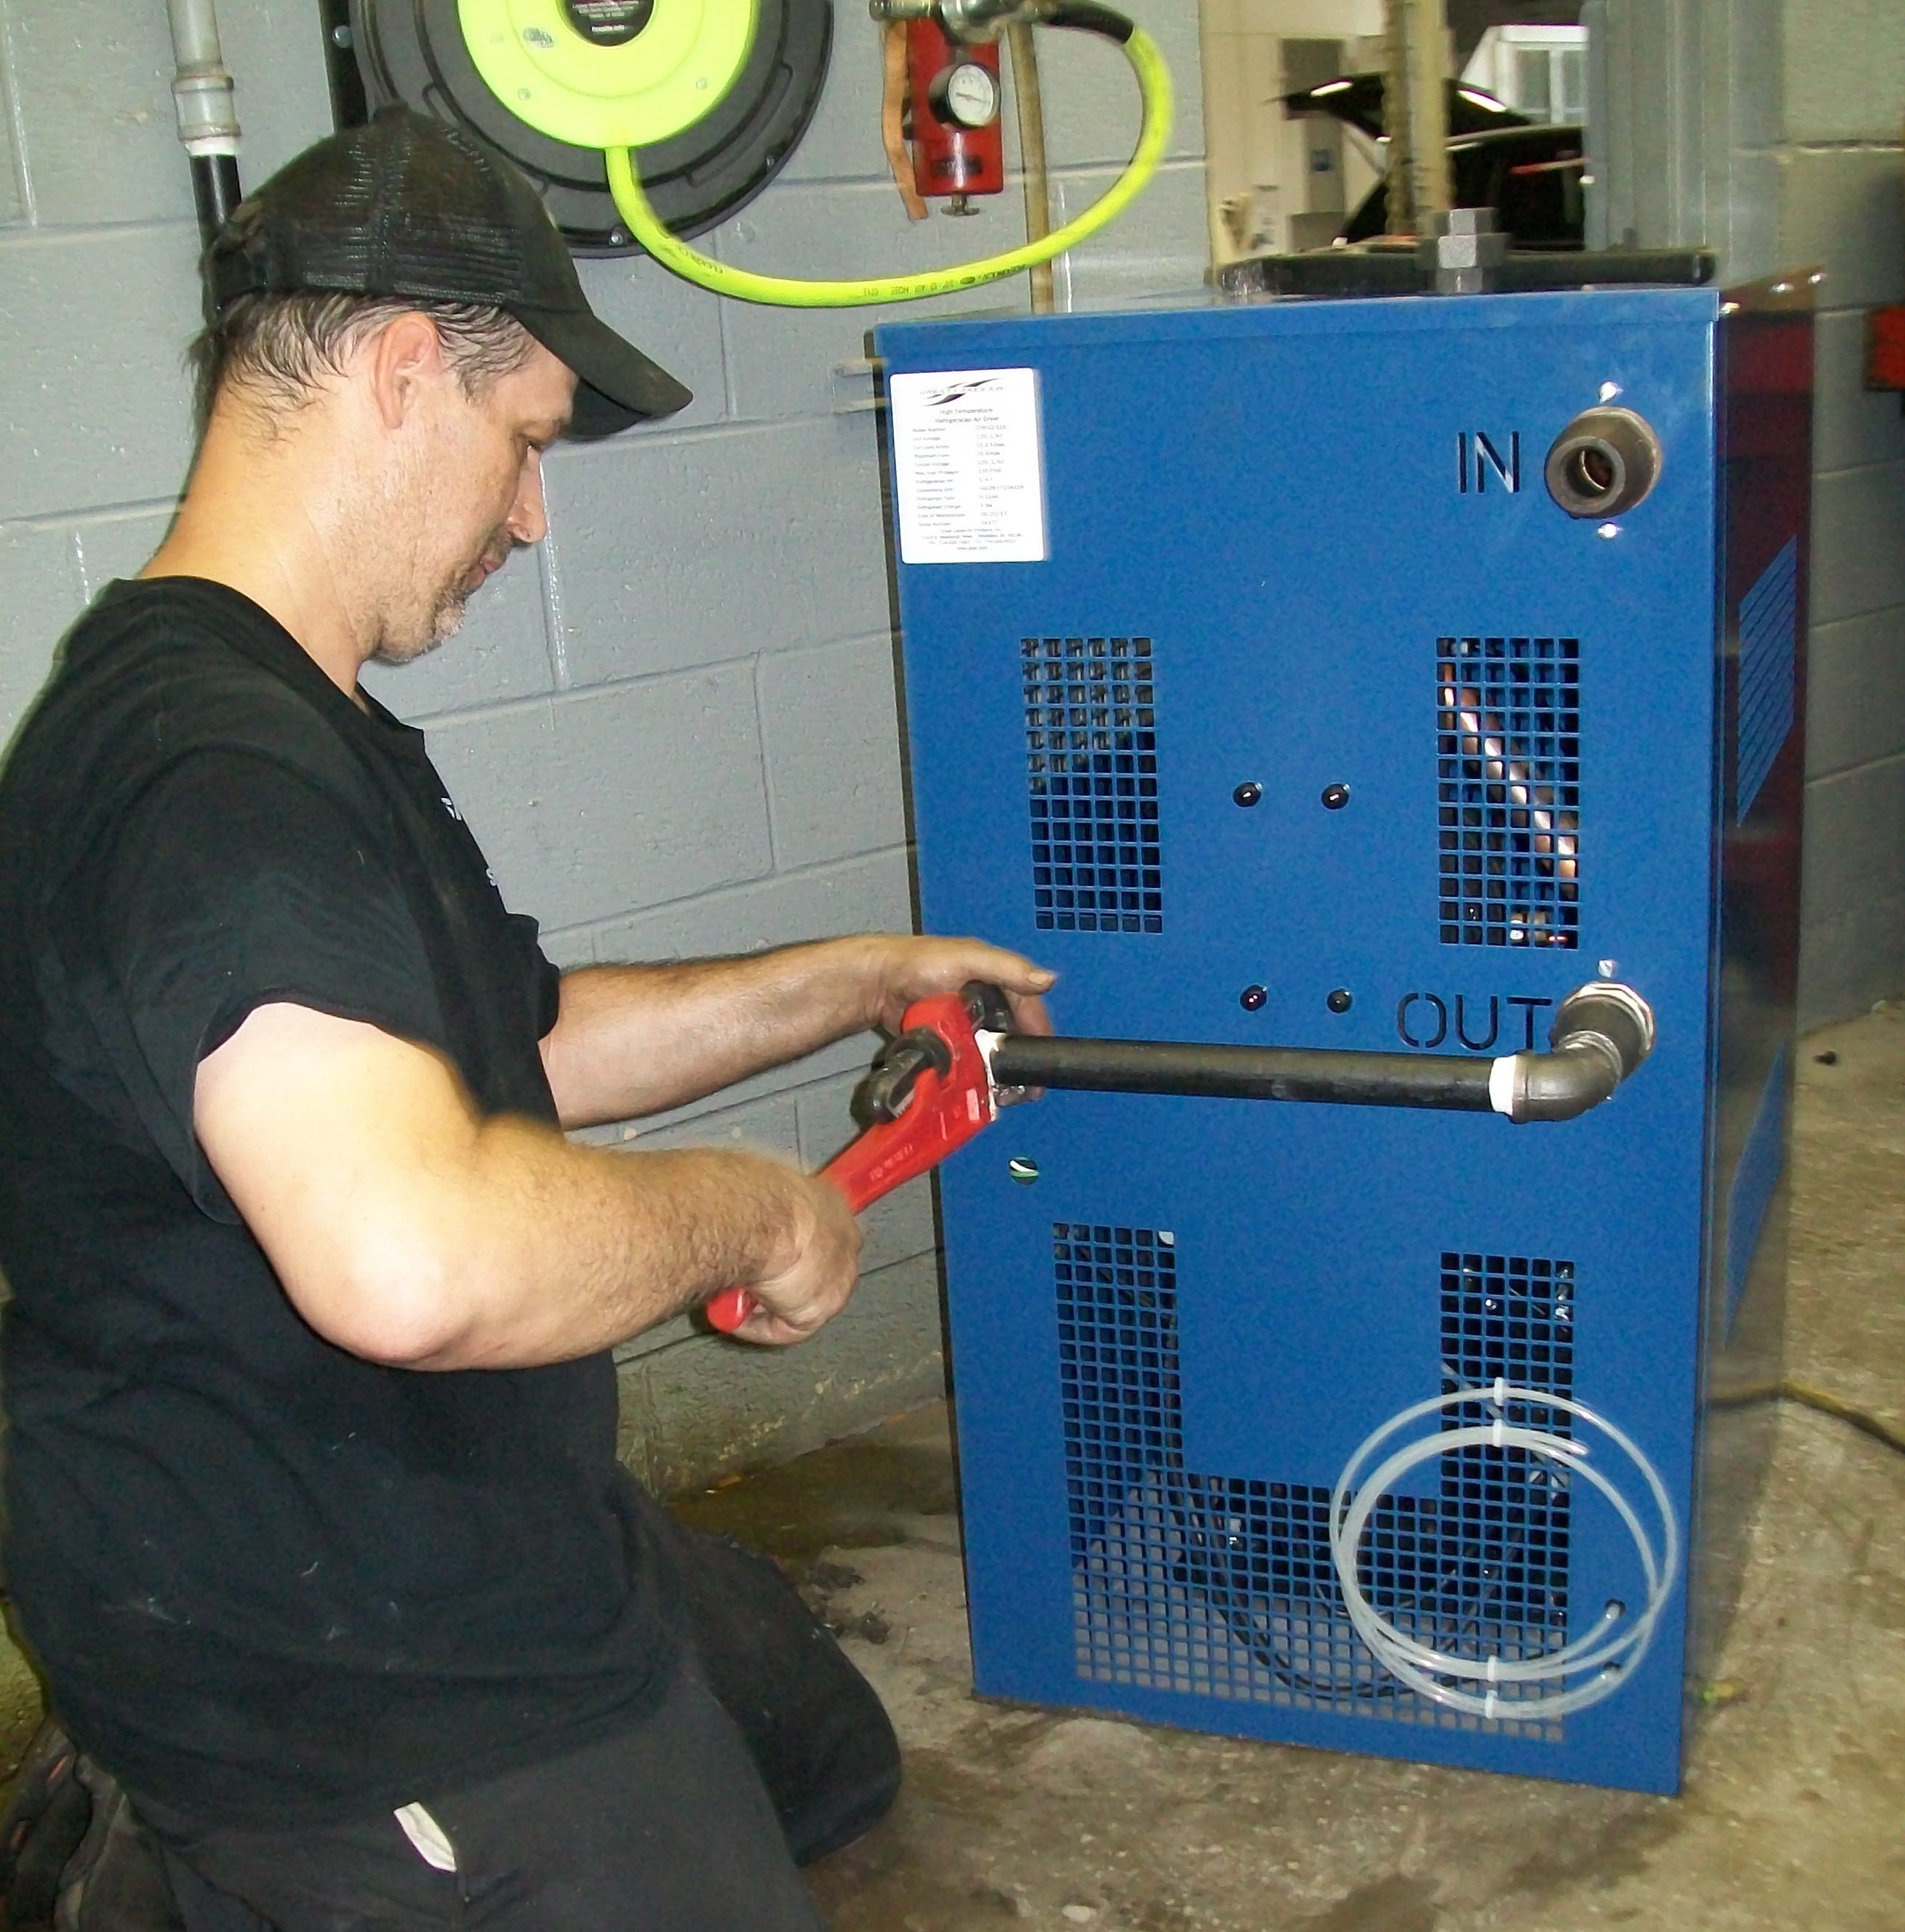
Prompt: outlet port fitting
<box><xmin>1545</xmin><ymin>407</ymin><xmax>1663</xmax><ymax>519</ymax></box>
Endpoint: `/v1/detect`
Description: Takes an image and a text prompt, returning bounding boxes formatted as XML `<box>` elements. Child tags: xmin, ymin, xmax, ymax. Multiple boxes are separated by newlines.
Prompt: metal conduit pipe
<box><xmin>1005</xmin><ymin>20</ymin><xmax>1056</xmax><ymax>312</ymax></box>
<box><xmin>166</xmin><ymin>0</ymin><xmax>243</xmax><ymax>247</ymax></box>
<box><xmin>983</xmin><ymin>980</ymin><xmax>1655</xmax><ymax>1125</ymax></box>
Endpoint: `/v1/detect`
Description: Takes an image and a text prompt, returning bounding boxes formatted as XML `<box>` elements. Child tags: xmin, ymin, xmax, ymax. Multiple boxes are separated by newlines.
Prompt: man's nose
<box><xmin>508</xmin><ymin>451</ymin><xmax>549</xmax><ymax>546</ymax></box>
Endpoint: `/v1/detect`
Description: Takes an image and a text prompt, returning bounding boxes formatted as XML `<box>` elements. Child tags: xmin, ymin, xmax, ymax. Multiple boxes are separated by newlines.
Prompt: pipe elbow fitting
<box><xmin>1494</xmin><ymin>981</ymin><xmax>1656</xmax><ymax>1124</ymax></box>
<box><xmin>1502</xmin><ymin>1034</ymin><xmax>1622</xmax><ymax>1122</ymax></box>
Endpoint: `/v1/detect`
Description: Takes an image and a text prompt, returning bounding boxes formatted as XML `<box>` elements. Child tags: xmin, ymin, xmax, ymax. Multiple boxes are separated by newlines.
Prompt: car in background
<box><xmin>1282</xmin><ymin>75</ymin><xmax>1587</xmax><ymax>250</ymax></box>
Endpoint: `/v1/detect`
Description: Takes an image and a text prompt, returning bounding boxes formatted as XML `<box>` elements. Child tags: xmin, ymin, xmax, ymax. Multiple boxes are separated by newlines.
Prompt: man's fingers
<box><xmin>730</xmin><ymin>1308</ymin><xmax>814</xmax><ymax>1348</ymax></box>
<box><xmin>963</xmin><ymin>941</ymin><xmax>1056</xmax><ymax>998</ymax></box>
<box><xmin>730</xmin><ymin>1171</ymin><xmax>860</xmax><ymax>1345</ymax></box>
<box><xmin>870</xmin><ymin>936</ymin><xmax>1056</xmax><ymax>1033</ymax></box>
<box><xmin>1002</xmin><ymin>988</ymin><xmax>1053</xmax><ymax>1037</ymax></box>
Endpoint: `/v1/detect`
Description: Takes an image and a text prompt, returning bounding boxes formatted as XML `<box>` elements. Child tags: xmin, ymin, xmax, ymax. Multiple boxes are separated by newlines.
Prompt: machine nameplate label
<box><xmin>890</xmin><ymin>367</ymin><xmax>1048</xmax><ymax>565</ymax></box>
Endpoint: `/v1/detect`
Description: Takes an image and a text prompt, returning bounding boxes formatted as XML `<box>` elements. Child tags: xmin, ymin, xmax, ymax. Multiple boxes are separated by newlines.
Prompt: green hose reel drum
<box><xmin>456</xmin><ymin>0</ymin><xmax>756</xmax><ymax>150</ymax></box>
<box><xmin>348</xmin><ymin>0</ymin><xmax>832</xmax><ymax>252</ymax></box>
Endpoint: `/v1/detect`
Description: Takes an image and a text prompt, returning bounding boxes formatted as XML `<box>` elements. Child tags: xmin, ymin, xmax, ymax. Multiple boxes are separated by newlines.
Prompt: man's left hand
<box><xmin>856</xmin><ymin>936</ymin><xmax>1056</xmax><ymax>1039</ymax></box>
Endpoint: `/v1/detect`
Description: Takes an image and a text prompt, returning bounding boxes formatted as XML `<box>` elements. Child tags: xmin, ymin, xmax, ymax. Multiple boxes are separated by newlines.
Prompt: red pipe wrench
<box><xmin>704</xmin><ymin>985</ymin><xmax>1012</xmax><ymax>1334</ymax></box>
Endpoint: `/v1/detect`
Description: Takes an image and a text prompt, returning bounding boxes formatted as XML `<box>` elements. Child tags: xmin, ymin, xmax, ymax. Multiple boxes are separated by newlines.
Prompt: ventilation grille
<box><xmin>1438</xmin><ymin>636</ymin><xmax>1579</xmax><ymax>949</ymax></box>
<box><xmin>1438</xmin><ymin>1252</ymin><xmax>1575</xmax><ymax>1639</ymax></box>
<box><xmin>1025</xmin><ymin>636</ymin><xmax>1162</xmax><ymax>933</ymax></box>
<box><xmin>1059</xmin><ymin>1227</ymin><xmax>1574</xmax><ymax>1737</ymax></box>
<box><xmin>1737</xmin><ymin>538</ymin><xmax>1797</xmax><ymax>822</ymax></box>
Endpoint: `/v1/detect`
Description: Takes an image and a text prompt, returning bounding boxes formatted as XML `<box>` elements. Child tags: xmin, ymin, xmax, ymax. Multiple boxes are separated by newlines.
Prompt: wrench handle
<box><xmin>703</xmin><ymin>991</ymin><xmax>993</xmax><ymax>1336</ymax></box>
<box><xmin>704</xmin><ymin>1159</ymin><xmax>868</xmax><ymax>1335</ymax></box>
<box><xmin>704</xmin><ymin>1288</ymin><xmax>755</xmax><ymax>1334</ymax></box>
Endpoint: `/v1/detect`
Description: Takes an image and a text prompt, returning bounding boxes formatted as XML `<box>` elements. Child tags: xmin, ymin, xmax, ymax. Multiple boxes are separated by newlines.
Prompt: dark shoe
<box><xmin>0</xmin><ymin>1718</ymin><xmax>92</xmax><ymax>1929</ymax></box>
<box><xmin>54</xmin><ymin>1759</ymin><xmax>185</xmax><ymax>1931</ymax></box>
<box><xmin>0</xmin><ymin>1719</ymin><xmax>185</xmax><ymax>1931</ymax></box>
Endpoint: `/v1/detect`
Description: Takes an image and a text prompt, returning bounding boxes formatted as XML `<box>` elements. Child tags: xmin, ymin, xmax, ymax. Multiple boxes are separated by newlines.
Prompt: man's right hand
<box><xmin>724</xmin><ymin>1168</ymin><xmax>863</xmax><ymax>1347</ymax></box>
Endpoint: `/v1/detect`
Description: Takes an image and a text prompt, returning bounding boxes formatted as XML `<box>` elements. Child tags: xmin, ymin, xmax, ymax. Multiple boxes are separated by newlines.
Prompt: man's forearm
<box><xmin>201</xmin><ymin>947</ymin><xmax>1051</xmax><ymax>1365</ymax></box>
<box><xmin>541</xmin><ymin>933</ymin><xmax>1059</xmax><ymax>1132</ymax></box>
<box><xmin>398</xmin><ymin>1122</ymin><xmax>812</xmax><ymax>1367</ymax></box>
<box><xmin>197</xmin><ymin>1001</ymin><xmax>853</xmax><ymax>1367</ymax></box>
<box><xmin>541</xmin><ymin>939</ymin><xmax>882</xmax><ymax>1129</ymax></box>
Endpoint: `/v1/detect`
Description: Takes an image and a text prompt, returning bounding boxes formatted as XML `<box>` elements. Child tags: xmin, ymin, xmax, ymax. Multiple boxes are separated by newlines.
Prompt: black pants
<box><xmin>141</xmin><ymin>1527</ymin><xmax>901</xmax><ymax>1932</ymax></box>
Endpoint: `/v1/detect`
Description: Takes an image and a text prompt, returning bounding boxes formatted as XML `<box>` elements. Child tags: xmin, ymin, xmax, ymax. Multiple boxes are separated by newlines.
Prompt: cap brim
<box><xmin>516</xmin><ymin>304</ymin><xmax>692</xmax><ymax>438</ymax></box>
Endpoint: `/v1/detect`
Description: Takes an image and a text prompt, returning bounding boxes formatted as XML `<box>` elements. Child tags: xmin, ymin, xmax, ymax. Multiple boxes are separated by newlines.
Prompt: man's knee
<box><xmin>666</xmin><ymin>1525</ymin><xmax>902</xmax><ymax>1860</ymax></box>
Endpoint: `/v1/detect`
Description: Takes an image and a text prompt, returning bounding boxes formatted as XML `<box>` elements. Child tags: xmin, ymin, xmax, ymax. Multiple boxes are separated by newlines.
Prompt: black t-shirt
<box><xmin>0</xmin><ymin>579</ymin><xmax>680</xmax><ymax>1829</ymax></box>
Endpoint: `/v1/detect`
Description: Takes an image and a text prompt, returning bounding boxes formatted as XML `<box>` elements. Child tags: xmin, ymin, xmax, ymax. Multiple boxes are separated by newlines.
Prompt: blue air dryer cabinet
<box><xmin>874</xmin><ymin>286</ymin><xmax>1811</xmax><ymax>1795</ymax></box>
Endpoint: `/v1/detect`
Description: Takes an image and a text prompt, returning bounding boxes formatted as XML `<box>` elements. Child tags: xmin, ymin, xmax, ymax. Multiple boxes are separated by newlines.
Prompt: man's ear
<box><xmin>365</xmin><ymin>311</ymin><xmax>448</xmax><ymax>432</ymax></box>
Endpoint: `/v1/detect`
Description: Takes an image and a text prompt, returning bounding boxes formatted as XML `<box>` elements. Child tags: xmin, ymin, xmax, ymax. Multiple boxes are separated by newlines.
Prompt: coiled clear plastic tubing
<box><xmin>1329</xmin><ymin>1383</ymin><xmax>1680</xmax><ymax>1720</ymax></box>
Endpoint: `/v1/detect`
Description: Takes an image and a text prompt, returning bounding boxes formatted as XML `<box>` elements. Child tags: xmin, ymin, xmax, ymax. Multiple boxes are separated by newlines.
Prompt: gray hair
<box><xmin>192</xmin><ymin>291</ymin><xmax>536</xmax><ymax>427</ymax></box>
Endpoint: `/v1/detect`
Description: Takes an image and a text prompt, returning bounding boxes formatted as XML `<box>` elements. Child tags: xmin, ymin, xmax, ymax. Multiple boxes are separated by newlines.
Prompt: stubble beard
<box><xmin>370</xmin><ymin>527</ymin><xmax>514</xmax><ymax>668</ymax></box>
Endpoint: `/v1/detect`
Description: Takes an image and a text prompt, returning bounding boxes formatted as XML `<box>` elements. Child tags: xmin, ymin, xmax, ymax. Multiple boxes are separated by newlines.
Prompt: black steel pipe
<box><xmin>168</xmin><ymin>0</ymin><xmax>242</xmax><ymax>249</ymax></box>
<box><xmin>988</xmin><ymin>1035</ymin><xmax>1499</xmax><ymax>1112</ymax></box>
<box><xmin>191</xmin><ymin>153</ymin><xmax>242</xmax><ymax>248</ymax></box>
<box><xmin>950</xmin><ymin>978</ymin><xmax>1654</xmax><ymax>1123</ymax></box>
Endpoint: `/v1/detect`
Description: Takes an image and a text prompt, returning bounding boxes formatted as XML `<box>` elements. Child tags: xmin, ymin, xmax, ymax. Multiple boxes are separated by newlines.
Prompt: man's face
<box><xmin>374</xmin><ymin>334</ymin><xmax>577</xmax><ymax>666</ymax></box>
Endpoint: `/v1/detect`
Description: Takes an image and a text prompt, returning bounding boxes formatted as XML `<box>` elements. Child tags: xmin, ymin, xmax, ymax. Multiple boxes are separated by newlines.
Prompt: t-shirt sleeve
<box><xmin>52</xmin><ymin>750</ymin><xmax>448</xmax><ymax>1219</ymax></box>
<box><xmin>530</xmin><ymin>927</ymin><xmax>563</xmax><ymax>1041</ymax></box>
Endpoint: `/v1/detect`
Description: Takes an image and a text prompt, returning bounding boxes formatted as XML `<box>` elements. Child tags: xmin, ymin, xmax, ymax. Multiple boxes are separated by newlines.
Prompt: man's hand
<box><xmin>722</xmin><ymin>1171</ymin><xmax>863</xmax><ymax>1347</ymax></box>
<box><xmin>542</xmin><ymin>933</ymin><xmax>1055</xmax><ymax>1129</ymax></box>
<box><xmin>854</xmin><ymin>936</ymin><xmax>1056</xmax><ymax>1039</ymax></box>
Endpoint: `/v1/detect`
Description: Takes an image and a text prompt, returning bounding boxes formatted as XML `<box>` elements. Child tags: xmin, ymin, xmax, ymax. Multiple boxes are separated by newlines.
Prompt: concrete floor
<box><xmin>680</xmin><ymin>1005</ymin><xmax>1905</xmax><ymax>1932</ymax></box>
<box><xmin>1</xmin><ymin>1009</ymin><xmax>1899</xmax><ymax>1927</ymax></box>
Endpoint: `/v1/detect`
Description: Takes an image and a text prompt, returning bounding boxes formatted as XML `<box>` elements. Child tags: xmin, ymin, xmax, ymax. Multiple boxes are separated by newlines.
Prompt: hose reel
<box><xmin>343</xmin><ymin>0</ymin><xmax>1170</xmax><ymax>304</ymax></box>
<box><xmin>347</xmin><ymin>0</ymin><xmax>834</xmax><ymax>252</ymax></box>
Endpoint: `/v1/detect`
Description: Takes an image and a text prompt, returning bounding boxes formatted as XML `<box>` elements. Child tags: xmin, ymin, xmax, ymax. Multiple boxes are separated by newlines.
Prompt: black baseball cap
<box><xmin>206</xmin><ymin>106</ymin><xmax>691</xmax><ymax>437</ymax></box>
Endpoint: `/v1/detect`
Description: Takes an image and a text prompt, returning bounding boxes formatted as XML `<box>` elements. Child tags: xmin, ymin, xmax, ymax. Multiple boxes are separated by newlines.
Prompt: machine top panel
<box><xmin>876</xmin><ymin>286</ymin><xmax>1724</xmax><ymax>367</ymax></box>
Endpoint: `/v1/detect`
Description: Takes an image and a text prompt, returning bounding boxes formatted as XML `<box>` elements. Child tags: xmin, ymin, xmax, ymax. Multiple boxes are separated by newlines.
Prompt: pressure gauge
<box><xmin>933</xmin><ymin>60</ymin><xmax>1001</xmax><ymax>129</ymax></box>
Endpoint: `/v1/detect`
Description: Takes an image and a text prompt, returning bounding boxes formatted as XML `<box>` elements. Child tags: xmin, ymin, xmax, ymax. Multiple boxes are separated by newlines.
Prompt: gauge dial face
<box><xmin>940</xmin><ymin>61</ymin><xmax>1000</xmax><ymax>129</ymax></box>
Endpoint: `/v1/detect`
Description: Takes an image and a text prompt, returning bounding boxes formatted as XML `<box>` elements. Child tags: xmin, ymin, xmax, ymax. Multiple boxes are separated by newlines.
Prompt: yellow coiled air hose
<box><xmin>604</xmin><ymin>11</ymin><xmax>1171</xmax><ymax>308</ymax></box>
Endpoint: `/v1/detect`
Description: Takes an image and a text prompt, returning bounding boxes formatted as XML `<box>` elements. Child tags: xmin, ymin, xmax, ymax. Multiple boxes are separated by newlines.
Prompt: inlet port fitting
<box><xmin>1544</xmin><ymin>407</ymin><xmax>1664</xmax><ymax>519</ymax></box>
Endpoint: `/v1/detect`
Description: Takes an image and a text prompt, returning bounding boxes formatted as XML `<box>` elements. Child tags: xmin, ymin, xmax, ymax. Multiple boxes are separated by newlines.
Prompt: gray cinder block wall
<box><xmin>0</xmin><ymin>0</ymin><xmax>1209</xmax><ymax>1492</ymax></box>
<box><xmin>1600</xmin><ymin>0</ymin><xmax>1905</xmax><ymax>1029</ymax></box>
<box><xmin>1776</xmin><ymin>1</ymin><xmax>1905</xmax><ymax>1028</ymax></box>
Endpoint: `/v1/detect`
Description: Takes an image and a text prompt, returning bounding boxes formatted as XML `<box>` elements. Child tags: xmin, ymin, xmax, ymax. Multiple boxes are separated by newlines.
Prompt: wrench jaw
<box><xmin>852</xmin><ymin>981</ymin><xmax>1023</xmax><ymax>1127</ymax></box>
<box><xmin>959</xmin><ymin>979</ymin><xmax>1015</xmax><ymax>1033</ymax></box>
<box><xmin>972</xmin><ymin>1030</ymin><xmax>1026</xmax><ymax>1111</ymax></box>
<box><xmin>961</xmin><ymin>978</ymin><xmax>1029</xmax><ymax>1110</ymax></box>
<box><xmin>830</xmin><ymin>990</ymin><xmax>1001</xmax><ymax>1209</ymax></box>
<box><xmin>852</xmin><ymin>1023</ymin><xmax>955</xmax><ymax>1127</ymax></box>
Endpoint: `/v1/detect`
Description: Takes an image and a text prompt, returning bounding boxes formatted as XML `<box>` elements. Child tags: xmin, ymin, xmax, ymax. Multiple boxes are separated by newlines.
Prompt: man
<box><xmin>0</xmin><ymin>108</ymin><xmax>1051</xmax><ymax>1929</ymax></box>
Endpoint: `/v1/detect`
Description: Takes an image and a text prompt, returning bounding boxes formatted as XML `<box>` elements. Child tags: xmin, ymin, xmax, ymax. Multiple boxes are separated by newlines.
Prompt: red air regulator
<box><xmin>906</xmin><ymin>15</ymin><xmax>1004</xmax><ymax>209</ymax></box>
